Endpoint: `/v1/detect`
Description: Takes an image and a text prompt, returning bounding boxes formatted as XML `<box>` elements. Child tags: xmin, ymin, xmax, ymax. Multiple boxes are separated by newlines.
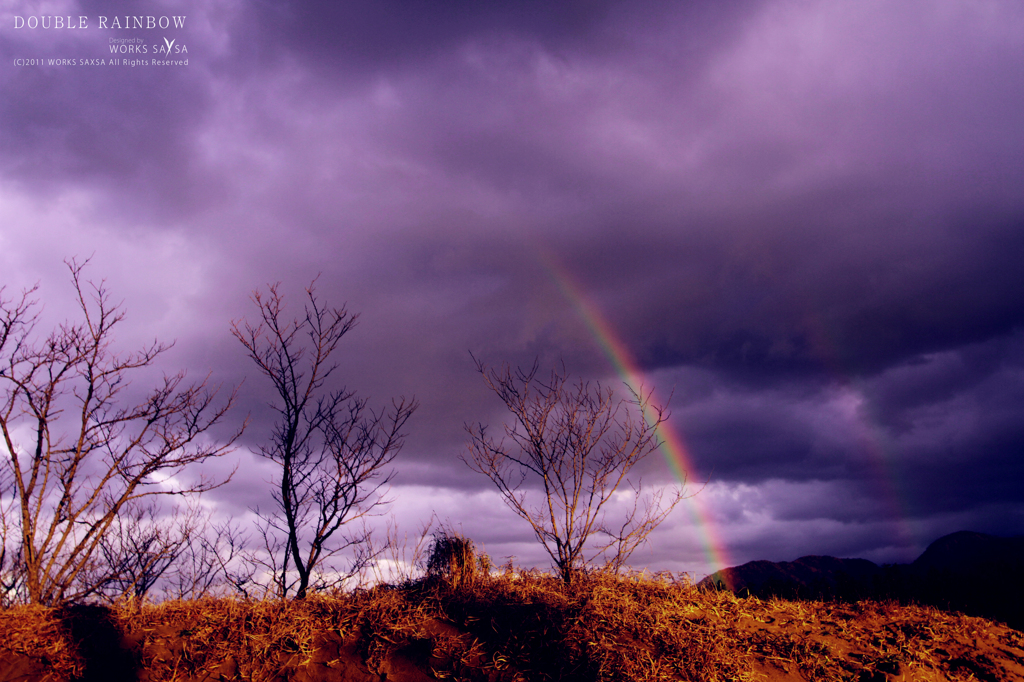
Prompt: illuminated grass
<box><xmin>1</xmin><ymin>571</ymin><xmax>1021</xmax><ymax>681</ymax></box>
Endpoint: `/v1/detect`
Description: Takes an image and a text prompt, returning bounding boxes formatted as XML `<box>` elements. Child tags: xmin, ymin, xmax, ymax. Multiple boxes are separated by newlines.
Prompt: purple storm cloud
<box><xmin>2</xmin><ymin>0</ymin><xmax>1023</xmax><ymax>578</ymax></box>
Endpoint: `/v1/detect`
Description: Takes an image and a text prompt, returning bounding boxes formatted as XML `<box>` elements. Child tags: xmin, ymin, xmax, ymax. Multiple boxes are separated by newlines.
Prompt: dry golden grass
<box><xmin>1</xmin><ymin>571</ymin><xmax>1022</xmax><ymax>681</ymax></box>
<box><xmin>0</xmin><ymin>603</ymin><xmax>84</xmax><ymax>681</ymax></box>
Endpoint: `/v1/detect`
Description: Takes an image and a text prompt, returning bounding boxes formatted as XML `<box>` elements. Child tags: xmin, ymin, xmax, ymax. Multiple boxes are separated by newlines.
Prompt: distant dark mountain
<box><xmin>698</xmin><ymin>531</ymin><xmax>1024</xmax><ymax>631</ymax></box>
<box><xmin>911</xmin><ymin>530</ymin><xmax>1024</xmax><ymax>573</ymax></box>
<box><xmin>700</xmin><ymin>555</ymin><xmax>883</xmax><ymax>601</ymax></box>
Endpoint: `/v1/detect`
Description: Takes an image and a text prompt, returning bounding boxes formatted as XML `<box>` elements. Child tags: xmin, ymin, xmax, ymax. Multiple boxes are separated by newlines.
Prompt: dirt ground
<box><xmin>1</xmin><ymin>575</ymin><xmax>1022</xmax><ymax>681</ymax></box>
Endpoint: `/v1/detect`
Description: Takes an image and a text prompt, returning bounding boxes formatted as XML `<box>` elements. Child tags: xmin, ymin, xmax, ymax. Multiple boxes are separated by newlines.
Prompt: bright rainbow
<box><xmin>538</xmin><ymin>249</ymin><xmax>734</xmax><ymax>584</ymax></box>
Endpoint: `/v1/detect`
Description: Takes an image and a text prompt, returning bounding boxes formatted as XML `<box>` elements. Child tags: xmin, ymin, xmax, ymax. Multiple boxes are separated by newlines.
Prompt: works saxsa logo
<box><xmin>108</xmin><ymin>37</ymin><xmax>187</xmax><ymax>56</ymax></box>
<box><xmin>156</xmin><ymin>37</ymin><xmax>184</xmax><ymax>55</ymax></box>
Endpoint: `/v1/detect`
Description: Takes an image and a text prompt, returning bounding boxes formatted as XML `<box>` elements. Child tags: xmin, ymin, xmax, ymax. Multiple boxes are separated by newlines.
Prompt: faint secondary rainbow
<box><xmin>799</xmin><ymin>313</ymin><xmax>916</xmax><ymax>551</ymax></box>
<box><xmin>538</xmin><ymin>249</ymin><xmax>734</xmax><ymax>583</ymax></box>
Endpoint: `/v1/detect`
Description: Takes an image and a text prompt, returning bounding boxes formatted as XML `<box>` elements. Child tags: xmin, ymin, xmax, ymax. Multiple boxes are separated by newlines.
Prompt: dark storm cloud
<box><xmin>223</xmin><ymin>0</ymin><xmax>1024</xmax><ymax>561</ymax></box>
<box><xmin>4</xmin><ymin>0</ymin><xmax>1024</xmax><ymax>575</ymax></box>
<box><xmin>876</xmin><ymin>338</ymin><xmax>1024</xmax><ymax>515</ymax></box>
<box><xmin>207</xmin><ymin>0</ymin><xmax>1024</xmax><ymax>385</ymax></box>
<box><xmin>1</xmin><ymin>0</ymin><xmax>225</xmax><ymax>219</ymax></box>
<box><xmin>241</xmin><ymin>0</ymin><xmax>759</xmax><ymax>76</ymax></box>
<box><xmin>614</xmin><ymin>205</ymin><xmax>1024</xmax><ymax>380</ymax></box>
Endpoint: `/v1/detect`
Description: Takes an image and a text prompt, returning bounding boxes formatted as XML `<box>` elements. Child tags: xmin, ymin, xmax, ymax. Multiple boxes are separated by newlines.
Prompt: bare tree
<box><xmin>233</xmin><ymin>281</ymin><xmax>417</xmax><ymax>599</ymax></box>
<box><xmin>92</xmin><ymin>500</ymin><xmax>250</xmax><ymax>601</ymax></box>
<box><xmin>463</xmin><ymin>359</ymin><xmax>685</xmax><ymax>583</ymax></box>
<box><xmin>93</xmin><ymin>500</ymin><xmax>197</xmax><ymax>601</ymax></box>
<box><xmin>0</xmin><ymin>471</ymin><xmax>20</xmax><ymax>605</ymax></box>
<box><xmin>163</xmin><ymin>513</ymin><xmax>253</xmax><ymax>600</ymax></box>
<box><xmin>0</xmin><ymin>260</ymin><xmax>241</xmax><ymax>605</ymax></box>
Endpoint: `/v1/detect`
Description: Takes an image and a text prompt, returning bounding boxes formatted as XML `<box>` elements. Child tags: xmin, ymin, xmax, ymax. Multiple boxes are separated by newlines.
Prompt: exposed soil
<box><xmin>1</xmin><ymin>573</ymin><xmax>1022</xmax><ymax>681</ymax></box>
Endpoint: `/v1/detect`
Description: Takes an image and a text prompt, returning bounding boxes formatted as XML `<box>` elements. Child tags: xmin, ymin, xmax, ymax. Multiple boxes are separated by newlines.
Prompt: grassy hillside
<box><xmin>1</xmin><ymin>571</ymin><xmax>1022</xmax><ymax>682</ymax></box>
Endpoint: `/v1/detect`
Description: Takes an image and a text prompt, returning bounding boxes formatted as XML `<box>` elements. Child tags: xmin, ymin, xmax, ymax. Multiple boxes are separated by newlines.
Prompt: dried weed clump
<box><xmin>425</xmin><ymin>530</ymin><xmax>487</xmax><ymax>592</ymax></box>
<box><xmin>1</xmin><ymin>570</ymin><xmax>1022</xmax><ymax>682</ymax></box>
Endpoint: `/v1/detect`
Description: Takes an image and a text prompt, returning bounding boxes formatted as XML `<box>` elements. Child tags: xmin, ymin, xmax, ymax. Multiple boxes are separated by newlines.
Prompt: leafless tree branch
<box><xmin>463</xmin><ymin>358</ymin><xmax>686</xmax><ymax>583</ymax></box>
<box><xmin>233</xmin><ymin>280</ymin><xmax>417</xmax><ymax>598</ymax></box>
<box><xmin>0</xmin><ymin>259</ymin><xmax>242</xmax><ymax>604</ymax></box>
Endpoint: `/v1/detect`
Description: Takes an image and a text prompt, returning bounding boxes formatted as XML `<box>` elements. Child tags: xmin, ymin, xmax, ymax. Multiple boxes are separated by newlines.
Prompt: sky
<box><xmin>2</xmin><ymin>0</ymin><xmax>1023</xmax><ymax>581</ymax></box>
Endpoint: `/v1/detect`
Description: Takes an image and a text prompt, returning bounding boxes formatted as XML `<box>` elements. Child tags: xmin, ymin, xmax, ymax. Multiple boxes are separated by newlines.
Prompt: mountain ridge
<box><xmin>698</xmin><ymin>530</ymin><xmax>1024</xmax><ymax>630</ymax></box>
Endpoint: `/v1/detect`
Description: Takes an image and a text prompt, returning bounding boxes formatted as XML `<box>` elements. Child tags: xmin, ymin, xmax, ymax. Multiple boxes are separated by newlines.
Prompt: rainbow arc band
<box><xmin>538</xmin><ymin>248</ymin><xmax>734</xmax><ymax>586</ymax></box>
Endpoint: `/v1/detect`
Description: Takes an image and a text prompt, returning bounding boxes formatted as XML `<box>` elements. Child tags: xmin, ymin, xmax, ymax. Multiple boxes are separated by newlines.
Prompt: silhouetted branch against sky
<box><xmin>464</xmin><ymin>358</ymin><xmax>685</xmax><ymax>581</ymax></box>
<box><xmin>233</xmin><ymin>280</ymin><xmax>417</xmax><ymax>597</ymax></box>
<box><xmin>0</xmin><ymin>259</ymin><xmax>240</xmax><ymax>604</ymax></box>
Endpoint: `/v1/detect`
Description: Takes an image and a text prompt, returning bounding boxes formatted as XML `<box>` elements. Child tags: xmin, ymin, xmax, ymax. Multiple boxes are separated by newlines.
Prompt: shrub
<box><xmin>425</xmin><ymin>531</ymin><xmax>487</xmax><ymax>590</ymax></box>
